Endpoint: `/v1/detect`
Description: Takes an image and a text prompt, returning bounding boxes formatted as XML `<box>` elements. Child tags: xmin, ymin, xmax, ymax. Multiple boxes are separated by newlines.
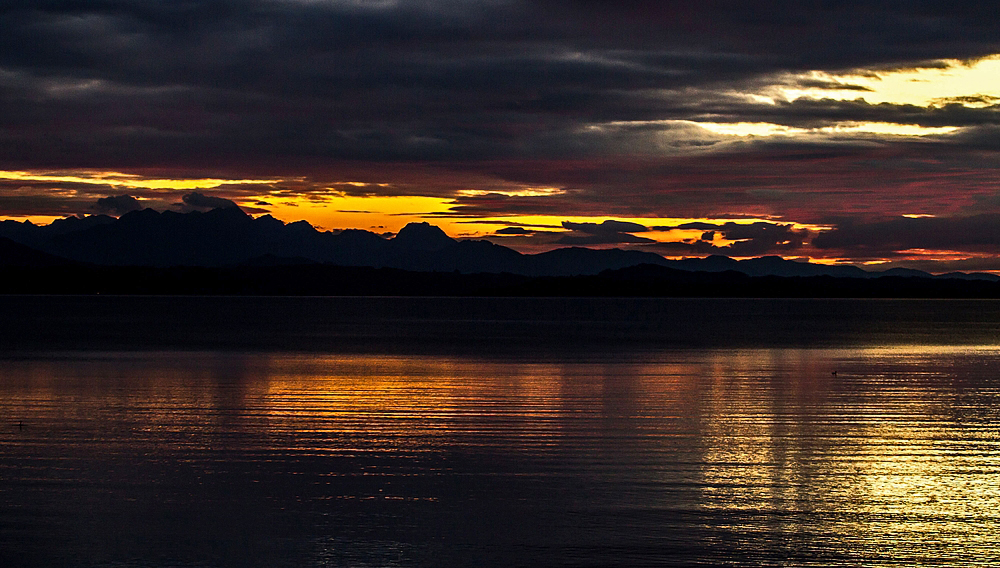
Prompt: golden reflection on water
<box><xmin>3</xmin><ymin>347</ymin><xmax>1000</xmax><ymax>565</ymax></box>
<box><xmin>260</xmin><ymin>356</ymin><xmax>571</xmax><ymax>454</ymax></box>
<box><xmin>692</xmin><ymin>347</ymin><xmax>1000</xmax><ymax>562</ymax></box>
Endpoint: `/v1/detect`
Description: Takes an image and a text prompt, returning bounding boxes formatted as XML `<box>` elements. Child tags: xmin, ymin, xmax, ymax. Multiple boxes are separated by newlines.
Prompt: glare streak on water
<box><xmin>1</xmin><ymin>346</ymin><xmax>1000</xmax><ymax>567</ymax></box>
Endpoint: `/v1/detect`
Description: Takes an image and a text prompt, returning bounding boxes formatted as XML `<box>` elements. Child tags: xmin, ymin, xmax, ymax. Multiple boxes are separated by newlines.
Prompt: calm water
<box><xmin>2</xmin><ymin>298</ymin><xmax>1000</xmax><ymax>566</ymax></box>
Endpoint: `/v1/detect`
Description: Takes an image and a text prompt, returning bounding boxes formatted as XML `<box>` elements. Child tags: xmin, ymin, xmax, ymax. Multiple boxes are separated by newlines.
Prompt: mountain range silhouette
<box><xmin>1</xmin><ymin>207</ymin><xmax>998</xmax><ymax>282</ymax></box>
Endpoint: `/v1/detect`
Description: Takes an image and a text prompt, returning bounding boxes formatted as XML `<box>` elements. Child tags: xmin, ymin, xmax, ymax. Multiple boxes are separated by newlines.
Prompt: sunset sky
<box><xmin>3</xmin><ymin>1</ymin><xmax>1000</xmax><ymax>271</ymax></box>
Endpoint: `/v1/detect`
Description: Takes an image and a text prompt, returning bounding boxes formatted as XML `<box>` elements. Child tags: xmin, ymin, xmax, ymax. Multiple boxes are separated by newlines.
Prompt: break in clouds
<box><xmin>3</xmin><ymin>1</ymin><xmax>1000</xmax><ymax>267</ymax></box>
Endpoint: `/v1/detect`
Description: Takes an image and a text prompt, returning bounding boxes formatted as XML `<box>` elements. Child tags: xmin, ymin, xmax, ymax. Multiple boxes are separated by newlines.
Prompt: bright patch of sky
<box><xmin>273</xmin><ymin>194</ymin><xmax>829</xmax><ymax>240</ymax></box>
<box><xmin>773</xmin><ymin>55</ymin><xmax>1000</xmax><ymax>107</ymax></box>
<box><xmin>0</xmin><ymin>171</ymin><xmax>277</xmax><ymax>191</ymax></box>
<box><xmin>685</xmin><ymin>55</ymin><xmax>999</xmax><ymax>139</ymax></box>
<box><xmin>693</xmin><ymin>121</ymin><xmax>958</xmax><ymax>137</ymax></box>
<box><xmin>455</xmin><ymin>187</ymin><xmax>566</xmax><ymax>198</ymax></box>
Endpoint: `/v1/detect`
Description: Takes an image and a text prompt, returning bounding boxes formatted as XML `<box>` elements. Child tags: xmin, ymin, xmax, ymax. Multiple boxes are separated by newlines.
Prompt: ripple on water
<box><xmin>1</xmin><ymin>346</ymin><xmax>1000</xmax><ymax>567</ymax></box>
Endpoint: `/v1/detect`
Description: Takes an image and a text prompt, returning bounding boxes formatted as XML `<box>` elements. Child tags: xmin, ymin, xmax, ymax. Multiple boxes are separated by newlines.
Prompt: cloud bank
<box><xmin>3</xmin><ymin>1</ymin><xmax>1000</xmax><ymax>268</ymax></box>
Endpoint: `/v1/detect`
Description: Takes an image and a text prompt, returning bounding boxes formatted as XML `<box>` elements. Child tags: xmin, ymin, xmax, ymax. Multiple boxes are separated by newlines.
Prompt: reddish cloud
<box><xmin>3</xmin><ymin>1</ymin><xmax>1000</xmax><ymax>268</ymax></box>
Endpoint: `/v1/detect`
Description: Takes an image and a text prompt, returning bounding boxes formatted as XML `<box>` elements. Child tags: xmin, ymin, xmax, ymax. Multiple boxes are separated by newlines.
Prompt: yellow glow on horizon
<box><xmin>265</xmin><ymin>195</ymin><xmax>461</xmax><ymax>233</ymax></box>
<box><xmin>0</xmin><ymin>167</ymin><xmax>830</xmax><ymax>241</ymax></box>
<box><xmin>454</xmin><ymin>215</ymin><xmax>830</xmax><ymax>242</ymax></box>
<box><xmin>262</xmin><ymin>189</ymin><xmax>834</xmax><ymax>238</ymax></box>
<box><xmin>11</xmin><ymin>169</ymin><xmax>988</xmax><ymax>270</ymax></box>
<box><xmin>7</xmin><ymin>193</ymin><xmax>995</xmax><ymax>271</ymax></box>
<box><xmin>466</xmin><ymin>214</ymin><xmax>827</xmax><ymax>232</ymax></box>
<box><xmin>808</xmin><ymin>257</ymin><xmax>853</xmax><ymax>266</ymax></box>
<box><xmin>896</xmin><ymin>248</ymin><xmax>969</xmax><ymax>257</ymax></box>
<box><xmin>0</xmin><ymin>214</ymin><xmax>66</xmax><ymax>225</ymax></box>
<box><xmin>0</xmin><ymin>170</ymin><xmax>277</xmax><ymax>190</ymax></box>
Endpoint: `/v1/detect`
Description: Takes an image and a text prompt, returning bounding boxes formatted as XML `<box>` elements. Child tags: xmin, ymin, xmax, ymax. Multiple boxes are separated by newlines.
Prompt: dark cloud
<box><xmin>557</xmin><ymin>232</ymin><xmax>656</xmax><ymax>246</ymax></box>
<box><xmin>946</xmin><ymin>124</ymin><xmax>1000</xmax><ymax>151</ymax></box>
<box><xmin>562</xmin><ymin>220</ymin><xmax>649</xmax><ymax>234</ymax></box>
<box><xmin>0</xmin><ymin>193</ymin><xmax>95</xmax><ymax>217</ymax></box>
<box><xmin>642</xmin><ymin>220</ymin><xmax>810</xmax><ymax>257</ymax></box>
<box><xmin>0</xmin><ymin>176</ymin><xmax>282</xmax><ymax>217</ymax></box>
<box><xmin>712</xmin><ymin>222</ymin><xmax>809</xmax><ymax>256</ymax></box>
<box><xmin>717</xmin><ymin>98</ymin><xmax>1000</xmax><ymax>130</ymax></box>
<box><xmin>932</xmin><ymin>95</ymin><xmax>1000</xmax><ymax>106</ymax></box>
<box><xmin>792</xmin><ymin>79</ymin><xmax>872</xmax><ymax>92</ymax></box>
<box><xmin>496</xmin><ymin>226</ymin><xmax>532</xmax><ymax>235</ymax></box>
<box><xmin>459</xmin><ymin>219</ymin><xmax>563</xmax><ymax>229</ymax></box>
<box><xmin>557</xmin><ymin>219</ymin><xmax>654</xmax><ymax>245</ymax></box>
<box><xmin>93</xmin><ymin>194</ymin><xmax>142</xmax><ymax>215</ymax></box>
<box><xmin>1</xmin><ymin>0</ymin><xmax>999</xmax><ymax>172</ymax></box>
<box><xmin>180</xmin><ymin>191</ymin><xmax>239</xmax><ymax>211</ymax></box>
<box><xmin>813</xmin><ymin>214</ymin><xmax>1000</xmax><ymax>255</ymax></box>
<box><xmin>437</xmin><ymin>141</ymin><xmax>1000</xmax><ymax>223</ymax></box>
<box><xmin>663</xmin><ymin>222</ymin><xmax>717</xmax><ymax>230</ymax></box>
<box><xmin>2</xmin><ymin>0</ymin><xmax>1000</xmax><ymax>268</ymax></box>
<box><xmin>715</xmin><ymin>222</ymin><xmax>805</xmax><ymax>244</ymax></box>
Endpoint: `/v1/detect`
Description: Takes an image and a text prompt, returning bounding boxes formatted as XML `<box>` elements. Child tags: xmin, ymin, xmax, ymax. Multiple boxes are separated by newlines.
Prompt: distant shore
<box><xmin>4</xmin><ymin>262</ymin><xmax>1000</xmax><ymax>298</ymax></box>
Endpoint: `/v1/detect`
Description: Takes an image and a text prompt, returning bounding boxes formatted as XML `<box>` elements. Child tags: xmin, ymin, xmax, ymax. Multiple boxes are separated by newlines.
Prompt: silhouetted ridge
<box><xmin>45</xmin><ymin>207</ymin><xmax>263</xmax><ymax>266</ymax></box>
<box><xmin>879</xmin><ymin>267</ymin><xmax>934</xmax><ymax>278</ymax></box>
<box><xmin>938</xmin><ymin>271</ymin><xmax>1000</xmax><ymax>282</ymax></box>
<box><xmin>526</xmin><ymin>247</ymin><xmax>670</xmax><ymax>277</ymax></box>
<box><xmin>2</xmin><ymin>209</ymin><xmax>998</xmax><ymax>281</ymax></box>
<box><xmin>391</xmin><ymin>222</ymin><xmax>455</xmax><ymax>251</ymax></box>
<box><xmin>5</xmin><ymin>261</ymin><xmax>1000</xmax><ymax>297</ymax></box>
<box><xmin>46</xmin><ymin>214</ymin><xmax>115</xmax><ymax>236</ymax></box>
<box><xmin>0</xmin><ymin>237</ymin><xmax>77</xmax><ymax>267</ymax></box>
<box><xmin>240</xmin><ymin>254</ymin><xmax>318</xmax><ymax>267</ymax></box>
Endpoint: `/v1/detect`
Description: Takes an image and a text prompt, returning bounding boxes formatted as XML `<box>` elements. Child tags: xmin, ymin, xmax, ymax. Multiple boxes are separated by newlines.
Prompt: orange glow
<box><xmin>262</xmin><ymin>192</ymin><xmax>832</xmax><ymax>240</ymax></box>
<box><xmin>1</xmin><ymin>167</ymin><xmax>991</xmax><ymax>270</ymax></box>
<box><xmin>0</xmin><ymin>214</ymin><xmax>67</xmax><ymax>225</ymax></box>
<box><xmin>264</xmin><ymin>195</ymin><xmax>460</xmax><ymax>233</ymax></box>
<box><xmin>261</xmin><ymin>354</ymin><xmax>569</xmax><ymax>449</ymax></box>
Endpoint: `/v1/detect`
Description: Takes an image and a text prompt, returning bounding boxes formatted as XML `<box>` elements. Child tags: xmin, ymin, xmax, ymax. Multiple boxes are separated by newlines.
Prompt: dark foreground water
<box><xmin>2</xmin><ymin>297</ymin><xmax>1000</xmax><ymax>566</ymax></box>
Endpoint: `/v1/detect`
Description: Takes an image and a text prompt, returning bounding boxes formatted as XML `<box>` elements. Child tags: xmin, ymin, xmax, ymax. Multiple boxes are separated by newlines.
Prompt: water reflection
<box><xmin>2</xmin><ymin>347</ymin><xmax>1000</xmax><ymax>566</ymax></box>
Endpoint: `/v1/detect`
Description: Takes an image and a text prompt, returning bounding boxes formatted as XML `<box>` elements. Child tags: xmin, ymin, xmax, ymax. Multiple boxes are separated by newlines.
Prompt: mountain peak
<box><xmin>202</xmin><ymin>205</ymin><xmax>251</xmax><ymax>220</ymax></box>
<box><xmin>0</xmin><ymin>237</ymin><xmax>76</xmax><ymax>267</ymax></box>
<box><xmin>391</xmin><ymin>222</ymin><xmax>455</xmax><ymax>251</ymax></box>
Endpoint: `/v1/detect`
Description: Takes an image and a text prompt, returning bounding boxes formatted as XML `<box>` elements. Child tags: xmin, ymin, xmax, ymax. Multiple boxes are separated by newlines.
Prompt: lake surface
<box><xmin>2</xmin><ymin>297</ymin><xmax>1000</xmax><ymax>566</ymax></box>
